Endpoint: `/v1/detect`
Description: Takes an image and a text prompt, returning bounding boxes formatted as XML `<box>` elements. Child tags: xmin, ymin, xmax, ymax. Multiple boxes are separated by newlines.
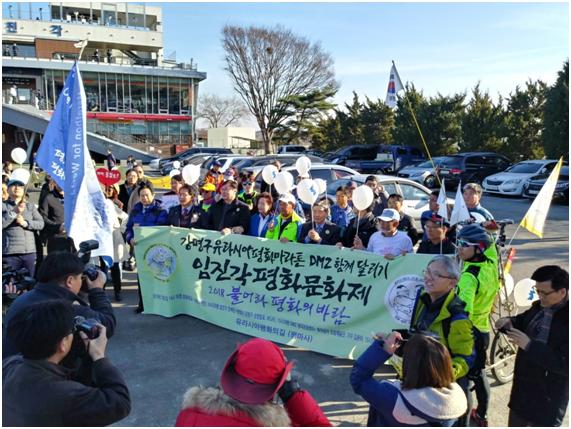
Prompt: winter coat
<box><xmin>351</xmin><ymin>340</ymin><xmax>467</xmax><ymax>426</ymax></box>
<box><xmin>38</xmin><ymin>190</ymin><xmax>65</xmax><ymax>241</ymax></box>
<box><xmin>175</xmin><ymin>386</ymin><xmax>331</xmax><ymax>427</ymax></box>
<box><xmin>167</xmin><ymin>204</ymin><xmax>204</xmax><ymax>229</ymax></box>
<box><xmin>397</xmin><ymin>213</ymin><xmax>419</xmax><ymax>246</ymax></box>
<box><xmin>2</xmin><ymin>199</ymin><xmax>44</xmax><ymax>255</ymax></box>
<box><xmin>508</xmin><ymin>300</ymin><xmax>568</xmax><ymax>426</ymax></box>
<box><xmin>249</xmin><ymin>213</ymin><xmax>276</xmax><ymax>238</ymax></box>
<box><xmin>106</xmin><ymin>199</ymin><xmax>128</xmax><ymax>263</ymax></box>
<box><xmin>410</xmin><ymin>289</ymin><xmax>475</xmax><ymax>381</ymax></box>
<box><xmin>298</xmin><ymin>221</ymin><xmax>341</xmax><ymax>245</ymax></box>
<box><xmin>341</xmin><ymin>212</ymin><xmax>377</xmax><ymax>248</ymax></box>
<box><xmin>118</xmin><ymin>182</ymin><xmax>136</xmax><ymax>210</ymax></box>
<box><xmin>204</xmin><ymin>199</ymin><xmax>251</xmax><ymax>233</ymax></box>
<box><xmin>3</xmin><ymin>355</ymin><xmax>130</xmax><ymax>427</ymax></box>
<box><xmin>125</xmin><ymin>200</ymin><xmax>168</xmax><ymax>244</ymax></box>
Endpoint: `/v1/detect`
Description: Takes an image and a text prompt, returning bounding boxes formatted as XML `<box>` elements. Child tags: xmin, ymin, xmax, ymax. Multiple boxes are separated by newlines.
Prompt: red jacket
<box><xmin>175</xmin><ymin>386</ymin><xmax>331</xmax><ymax>427</ymax></box>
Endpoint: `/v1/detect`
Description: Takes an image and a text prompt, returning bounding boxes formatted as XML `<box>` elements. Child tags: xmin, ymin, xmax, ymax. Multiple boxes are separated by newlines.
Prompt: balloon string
<box><xmin>355</xmin><ymin>212</ymin><xmax>361</xmax><ymax>244</ymax></box>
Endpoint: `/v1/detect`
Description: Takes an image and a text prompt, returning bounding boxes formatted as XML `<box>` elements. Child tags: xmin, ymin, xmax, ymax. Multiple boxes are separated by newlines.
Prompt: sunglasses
<box><xmin>455</xmin><ymin>239</ymin><xmax>479</xmax><ymax>248</ymax></box>
<box><xmin>244</xmin><ymin>182</ymin><xmax>253</xmax><ymax>186</ymax></box>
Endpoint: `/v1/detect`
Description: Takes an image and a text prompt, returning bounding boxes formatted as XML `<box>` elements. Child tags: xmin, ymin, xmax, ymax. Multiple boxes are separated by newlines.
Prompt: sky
<box><xmin>157</xmin><ymin>1</ymin><xmax>568</xmax><ymax>124</ymax></box>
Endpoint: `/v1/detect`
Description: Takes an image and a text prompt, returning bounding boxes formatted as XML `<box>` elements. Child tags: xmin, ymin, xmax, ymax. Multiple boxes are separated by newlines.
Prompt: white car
<box><xmin>324</xmin><ymin>174</ymin><xmax>453</xmax><ymax>221</ymax></box>
<box><xmin>482</xmin><ymin>160</ymin><xmax>563</xmax><ymax>196</ymax></box>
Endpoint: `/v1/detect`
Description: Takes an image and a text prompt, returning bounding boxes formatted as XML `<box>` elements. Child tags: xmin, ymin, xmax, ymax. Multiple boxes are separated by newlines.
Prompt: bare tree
<box><xmin>222</xmin><ymin>25</ymin><xmax>337</xmax><ymax>153</ymax></box>
<box><xmin>198</xmin><ymin>94</ymin><xmax>249</xmax><ymax>128</ymax></box>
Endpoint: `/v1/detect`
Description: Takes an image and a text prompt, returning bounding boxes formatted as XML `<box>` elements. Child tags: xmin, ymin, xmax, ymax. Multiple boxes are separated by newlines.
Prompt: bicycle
<box><xmin>485</xmin><ymin>218</ymin><xmax>519</xmax><ymax>384</ymax></box>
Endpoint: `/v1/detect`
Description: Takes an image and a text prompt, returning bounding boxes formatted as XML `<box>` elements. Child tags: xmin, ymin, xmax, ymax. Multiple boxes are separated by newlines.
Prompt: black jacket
<box><xmin>508</xmin><ymin>300</ymin><xmax>568</xmax><ymax>426</ymax></box>
<box><xmin>204</xmin><ymin>199</ymin><xmax>251</xmax><ymax>233</ymax></box>
<box><xmin>3</xmin><ymin>282</ymin><xmax>116</xmax><ymax>383</ymax></box>
<box><xmin>416</xmin><ymin>238</ymin><xmax>456</xmax><ymax>255</ymax></box>
<box><xmin>398</xmin><ymin>213</ymin><xmax>419</xmax><ymax>246</ymax></box>
<box><xmin>342</xmin><ymin>212</ymin><xmax>378</xmax><ymax>248</ymax></box>
<box><xmin>298</xmin><ymin>221</ymin><xmax>341</xmax><ymax>246</ymax></box>
<box><xmin>39</xmin><ymin>191</ymin><xmax>65</xmax><ymax>240</ymax></box>
<box><xmin>167</xmin><ymin>204</ymin><xmax>204</xmax><ymax>229</ymax></box>
<box><xmin>118</xmin><ymin>183</ymin><xmax>135</xmax><ymax>209</ymax></box>
<box><xmin>3</xmin><ymin>355</ymin><xmax>130</xmax><ymax>426</ymax></box>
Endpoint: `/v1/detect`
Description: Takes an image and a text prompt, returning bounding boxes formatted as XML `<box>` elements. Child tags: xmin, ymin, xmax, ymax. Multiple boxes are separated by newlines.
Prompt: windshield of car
<box><xmin>439</xmin><ymin>156</ymin><xmax>463</xmax><ymax>168</ymax></box>
<box><xmin>505</xmin><ymin>162</ymin><xmax>544</xmax><ymax>174</ymax></box>
<box><xmin>414</xmin><ymin>158</ymin><xmax>444</xmax><ymax>168</ymax></box>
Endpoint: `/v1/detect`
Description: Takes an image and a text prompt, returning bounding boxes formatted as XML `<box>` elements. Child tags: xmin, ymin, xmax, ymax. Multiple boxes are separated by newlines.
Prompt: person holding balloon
<box><xmin>298</xmin><ymin>202</ymin><xmax>341</xmax><ymax>246</ymax></box>
<box><xmin>336</xmin><ymin>185</ymin><xmax>377</xmax><ymax>250</ymax></box>
<box><xmin>265</xmin><ymin>194</ymin><xmax>304</xmax><ymax>243</ymax></box>
<box><xmin>330</xmin><ymin>185</ymin><xmax>355</xmax><ymax>229</ymax></box>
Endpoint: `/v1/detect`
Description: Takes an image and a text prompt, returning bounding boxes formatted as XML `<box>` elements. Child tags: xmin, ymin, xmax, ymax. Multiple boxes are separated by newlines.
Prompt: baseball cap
<box><xmin>278</xmin><ymin>193</ymin><xmax>296</xmax><ymax>205</ymax></box>
<box><xmin>220</xmin><ymin>338</ymin><xmax>294</xmax><ymax>405</ymax></box>
<box><xmin>7</xmin><ymin>179</ymin><xmax>25</xmax><ymax>187</ymax></box>
<box><xmin>200</xmin><ymin>183</ymin><xmax>216</xmax><ymax>192</ymax></box>
<box><xmin>377</xmin><ymin>208</ymin><xmax>400</xmax><ymax>222</ymax></box>
<box><xmin>213</xmin><ymin>160</ymin><xmax>223</xmax><ymax>167</ymax></box>
<box><xmin>427</xmin><ymin>214</ymin><xmax>450</xmax><ymax>228</ymax></box>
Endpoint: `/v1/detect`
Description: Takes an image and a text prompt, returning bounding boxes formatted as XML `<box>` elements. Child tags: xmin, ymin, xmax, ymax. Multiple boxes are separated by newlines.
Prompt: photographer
<box><xmin>3</xmin><ymin>300</ymin><xmax>130</xmax><ymax>426</ymax></box>
<box><xmin>351</xmin><ymin>331</ymin><xmax>467</xmax><ymax>426</ymax></box>
<box><xmin>3</xmin><ymin>251</ymin><xmax>116</xmax><ymax>383</ymax></box>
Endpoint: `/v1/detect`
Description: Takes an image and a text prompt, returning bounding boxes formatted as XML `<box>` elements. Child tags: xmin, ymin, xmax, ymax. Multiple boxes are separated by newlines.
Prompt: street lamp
<box><xmin>8</xmin><ymin>5</ymin><xmax>12</xmax><ymax>18</ymax></box>
<box><xmin>39</xmin><ymin>7</ymin><xmax>43</xmax><ymax>20</ymax></box>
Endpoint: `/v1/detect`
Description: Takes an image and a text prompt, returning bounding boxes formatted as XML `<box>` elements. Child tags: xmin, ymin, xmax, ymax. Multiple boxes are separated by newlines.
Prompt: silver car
<box><xmin>396</xmin><ymin>157</ymin><xmax>446</xmax><ymax>188</ymax></box>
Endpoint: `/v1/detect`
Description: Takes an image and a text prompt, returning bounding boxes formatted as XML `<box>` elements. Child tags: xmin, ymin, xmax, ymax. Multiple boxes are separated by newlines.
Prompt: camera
<box><xmin>74</xmin><ymin>315</ymin><xmax>100</xmax><ymax>339</ymax></box>
<box><xmin>77</xmin><ymin>240</ymin><xmax>100</xmax><ymax>282</ymax></box>
<box><xmin>392</xmin><ymin>329</ymin><xmax>411</xmax><ymax>357</ymax></box>
<box><xmin>2</xmin><ymin>267</ymin><xmax>36</xmax><ymax>294</ymax></box>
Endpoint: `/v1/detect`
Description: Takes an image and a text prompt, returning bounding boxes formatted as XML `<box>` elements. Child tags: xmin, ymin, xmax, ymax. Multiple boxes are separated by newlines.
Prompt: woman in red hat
<box><xmin>175</xmin><ymin>338</ymin><xmax>331</xmax><ymax>427</ymax></box>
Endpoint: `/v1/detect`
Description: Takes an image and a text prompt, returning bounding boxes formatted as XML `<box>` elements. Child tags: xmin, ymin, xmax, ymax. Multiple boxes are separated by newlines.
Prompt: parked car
<box><xmin>523</xmin><ymin>165</ymin><xmax>569</xmax><ymax>203</ymax></box>
<box><xmin>482</xmin><ymin>159</ymin><xmax>564</xmax><ymax>196</ymax></box>
<box><xmin>277</xmin><ymin>145</ymin><xmax>307</xmax><ymax>154</ymax></box>
<box><xmin>438</xmin><ymin>152</ymin><xmax>511</xmax><ymax>188</ymax></box>
<box><xmin>323</xmin><ymin>174</ymin><xmax>453</xmax><ymax>221</ymax></box>
<box><xmin>325</xmin><ymin>144</ymin><xmax>425</xmax><ymax>174</ymax></box>
<box><xmin>233</xmin><ymin>154</ymin><xmax>323</xmax><ymax>171</ymax></box>
<box><xmin>157</xmin><ymin>147</ymin><xmax>233</xmax><ymax>170</ymax></box>
<box><xmin>397</xmin><ymin>157</ymin><xmax>447</xmax><ymax>188</ymax></box>
<box><xmin>200</xmin><ymin>155</ymin><xmax>252</xmax><ymax>176</ymax></box>
<box><xmin>160</xmin><ymin>153</ymin><xmax>216</xmax><ymax>175</ymax></box>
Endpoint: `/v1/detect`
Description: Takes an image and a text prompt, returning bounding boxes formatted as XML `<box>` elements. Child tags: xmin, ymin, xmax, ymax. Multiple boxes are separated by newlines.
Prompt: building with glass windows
<box><xmin>2</xmin><ymin>2</ymin><xmax>206</xmax><ymax>161</ymax></box>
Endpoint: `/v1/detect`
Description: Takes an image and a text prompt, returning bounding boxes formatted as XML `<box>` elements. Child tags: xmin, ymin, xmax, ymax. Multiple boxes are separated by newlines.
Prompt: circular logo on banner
<box><xmin>144</xmin><ymin>244</ymin><xmax>177</xmax><ymax>282</ymax></box>
<box><xmin>384</xmin><ymin>275</ymin><xmax>424</xmax><ymax>325</ymax></box>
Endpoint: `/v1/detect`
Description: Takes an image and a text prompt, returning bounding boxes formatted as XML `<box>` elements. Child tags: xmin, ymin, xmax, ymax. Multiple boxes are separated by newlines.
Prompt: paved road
<box><xmin>99</xmin><ymin>192</ymin><xmax>568</xmax><ymax>426</ymax></box>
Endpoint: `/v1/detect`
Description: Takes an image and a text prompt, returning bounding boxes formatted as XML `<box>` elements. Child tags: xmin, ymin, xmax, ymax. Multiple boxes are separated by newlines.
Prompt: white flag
<box><xmin>520</xmin><ymin>158</ymin><xmax>563</xmax><ymax>238</ymax></box>
<box><xmin>385</xmin><ymin>63</ymin><xmax>404</xmax><ymax>108</ymax></box>
<box><xmin>450</xmin><ymin>181</ymin><xmax>471</xmax><ymax>226</ymax></box>
<box><xmin>437</xmin><ymin>179</ymin><xmax>448</xmax><ymax>220</ymax></box>
<box><xmin>73</xmin><ymin>39</ymin><xmax>88</xmax><ymax>49</ymax></box>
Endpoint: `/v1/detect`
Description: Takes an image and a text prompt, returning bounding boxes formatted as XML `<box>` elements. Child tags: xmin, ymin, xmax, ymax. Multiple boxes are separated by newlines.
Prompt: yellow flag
<box><xmin>147</xmin><ymin>175</ymin><xmax>171</xmax><ymax>190</ymax></box>
<box><xmin>520</xmin><ymin>157</ymin><xmax>563</xmax><ymax>238</ymax></box>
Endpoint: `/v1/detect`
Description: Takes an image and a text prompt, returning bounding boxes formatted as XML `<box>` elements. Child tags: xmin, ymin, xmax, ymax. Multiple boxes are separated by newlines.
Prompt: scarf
<box><xmin>526</xmin><ymin>295</ymin><xmax>568</xmax><ymax>344</ymax></box>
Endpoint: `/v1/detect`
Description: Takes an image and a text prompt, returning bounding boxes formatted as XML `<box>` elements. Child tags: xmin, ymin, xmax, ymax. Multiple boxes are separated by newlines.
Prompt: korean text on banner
<box><xmin>134</xmin><ymin>227</ymin><xmax>434</xmax><ymax>359</ymax></box>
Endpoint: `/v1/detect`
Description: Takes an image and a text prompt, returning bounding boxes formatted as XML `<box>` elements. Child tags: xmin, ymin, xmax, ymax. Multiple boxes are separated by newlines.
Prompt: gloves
<box><xmin>278</xmin><ymin>378</ymin><xmax>302</xmax><ymax>404</ymax></box>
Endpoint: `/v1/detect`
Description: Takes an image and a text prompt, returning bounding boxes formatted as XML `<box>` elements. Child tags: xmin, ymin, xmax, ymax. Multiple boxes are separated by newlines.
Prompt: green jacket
<box><xmin>411</xmin><ymin>289</ymin><xmax>475</xmax><ymax>381</ymax></box>
<box><xmin>457</xmin><ymin>245</ymin><xmax>500</xmax><ymax>332</ymax></box>
<box><xmin>265</xmin><ymin>212</ymin><xmax>303</xmax><ymax>242</ymax></box>
<box><xmin>237</xmin><ymin>191</ymin><xmax>258</xmax><ymax>210</ymax></box>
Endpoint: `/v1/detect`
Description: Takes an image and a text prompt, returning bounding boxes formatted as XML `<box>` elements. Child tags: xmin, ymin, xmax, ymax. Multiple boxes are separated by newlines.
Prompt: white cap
<box><xmin>377</xmin><ymin>208</ymin><xmax>400</xmax><ymax>222</ymax></box>
<box><xmin>278</xmin><ymin>193</ymin><xmax>296</xmax><ymax>205</ymax></box>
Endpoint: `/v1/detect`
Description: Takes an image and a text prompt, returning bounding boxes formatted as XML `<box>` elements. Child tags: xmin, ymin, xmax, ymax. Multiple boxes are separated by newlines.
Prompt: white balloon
<box><xmin>274</xmin><ymin>171</ymin><xmax>294</xmax><ymax>195</ymax></box>
<box><xmin>513</xmin><ymin>278</ymin><xmax>538</xmax><ymax>308</ymax></box>
<box><xmin>11</xmin><ymin>148</ymin><xmax>27</xmax><ymax>165</ymax></box>
<box><xmin>172</xmin><ymin>160</ymin><xmax>181</xmax><ymax>169</ymax></box>
<box><xmin>295</xmin><ymin>156</ymin><xmax>312</xmax><ymax>176</ymax></box>
<box><xmin>9</xmin><ymin>168</ymin><xmax>31</xmax><ymax>185</ymax></box>
<box><xmin>503</xmin><ymin>273</ymin><xmax>515</xmax><ymax>298</ymax></box>
<box><xmin>297</xmin><ymin>179</ymin><xmax>319</xmax><ymax>205</ymax></box>
<box><xmin>314</xmin><ymin>178</ymin><xmax>327</xmax><ymax>195</ymax></box>
<box><xmin>182</xmin><ymin>164</ymin><xmax>200</xmax><ymax>185</ymax></box>
<box><xmin>352</xmin><ymin>185</ymin><xmax>375</xmax><ymax>211</ymax></box>
<box><xmin>169</xmin><ymin>169</ymin><xmax>181</xmax><ymax>178</ymax></box>
<box><xmin>262</xmin><ymin>165</ymin><xmax>278</xmax><ymax>185</ymax></box>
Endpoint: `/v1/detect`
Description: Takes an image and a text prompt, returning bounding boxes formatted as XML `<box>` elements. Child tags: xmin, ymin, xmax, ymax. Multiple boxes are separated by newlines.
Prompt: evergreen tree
<box><xmin>543</xmin><ymin>60</ymin><xmax>569</xmax><ymax>160</ymax></box>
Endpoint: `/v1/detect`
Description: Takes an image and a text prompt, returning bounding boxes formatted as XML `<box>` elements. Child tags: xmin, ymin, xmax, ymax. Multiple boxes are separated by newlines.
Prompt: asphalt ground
<box><xmin>17</xmin><ymin>182</ymin><xmax>569</xmax><ymax>426</ymax></box>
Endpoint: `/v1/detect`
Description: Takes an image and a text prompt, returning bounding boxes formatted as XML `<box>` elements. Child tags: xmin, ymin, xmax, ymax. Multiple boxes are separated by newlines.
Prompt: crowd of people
<box><xmin>1</xmin><ymin>157</ymin><xmax>568</xmax><ymax>427</ymax></box>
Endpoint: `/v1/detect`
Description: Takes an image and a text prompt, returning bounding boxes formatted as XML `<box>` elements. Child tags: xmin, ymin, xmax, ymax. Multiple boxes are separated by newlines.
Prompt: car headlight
<box><xmin>503</xmin><ymin>178</ymin><xmax>523</xmax><ymax>185</ymax></box>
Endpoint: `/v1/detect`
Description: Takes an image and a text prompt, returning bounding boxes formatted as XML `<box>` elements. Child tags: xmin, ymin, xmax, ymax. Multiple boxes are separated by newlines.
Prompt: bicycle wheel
<box><xmin>490</xmin><ymin>332</ymin><xmax>516</xmax><ymax>384</ymax></box>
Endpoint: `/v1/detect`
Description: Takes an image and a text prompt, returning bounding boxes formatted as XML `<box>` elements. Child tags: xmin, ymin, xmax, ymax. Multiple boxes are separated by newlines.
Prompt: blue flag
<box><xmin>36</xmin><ymin>62</ymin><xmax>114</xmax><ymax>263</ymax></box>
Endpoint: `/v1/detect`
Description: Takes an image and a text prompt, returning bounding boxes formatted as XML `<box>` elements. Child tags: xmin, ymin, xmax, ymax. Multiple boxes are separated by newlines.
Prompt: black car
<box><xmin>523</xmin><ymin>165</ymin><xmax>569</xmax><ymax>203</ymax></box>
<box><xmin>158</xmin><ymin>147</ymin><xmax>233</xmax><ymax>169</ymax></box>
<box><xmin>438</xmin><ymin>152</ymin><xmax>511</xmax><ymax>188</ymax></box>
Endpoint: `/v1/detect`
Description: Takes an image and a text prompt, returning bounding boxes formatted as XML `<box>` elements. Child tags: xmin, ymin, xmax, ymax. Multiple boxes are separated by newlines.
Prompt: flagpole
<box><xmin>392</xmin><ymin>60</ymin><xmax>442</xmax><ymax>187</ymax></box>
